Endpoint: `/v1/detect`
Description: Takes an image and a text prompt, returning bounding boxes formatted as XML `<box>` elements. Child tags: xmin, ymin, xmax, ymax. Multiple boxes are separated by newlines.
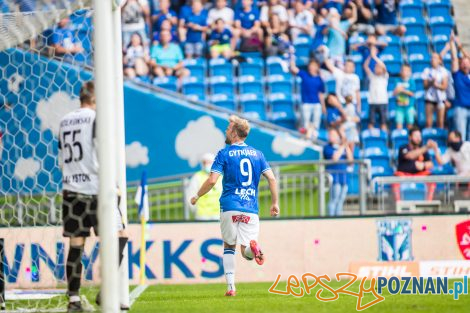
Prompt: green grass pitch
<box><xmin>7</xmin><ymin>280</ymin><xmax>469</xmax><ymax>312</ymax></box>
<box><xmin>127</xmin><ymin>280</ymin><xmax>469</xmax><ymax>313</ymax></box>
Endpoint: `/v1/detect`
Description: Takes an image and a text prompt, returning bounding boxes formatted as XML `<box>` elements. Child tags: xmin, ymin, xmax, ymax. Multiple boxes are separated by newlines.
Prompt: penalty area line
<box><xmin>129</xmin><ymin>285</ymin><xmax>148</xmax><ymax>308</ymax></box>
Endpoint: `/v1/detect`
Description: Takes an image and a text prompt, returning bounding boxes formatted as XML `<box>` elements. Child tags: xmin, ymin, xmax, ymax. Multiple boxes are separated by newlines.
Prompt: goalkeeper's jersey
<box><xmin>211</xmin><ymin>142</ymin><xmax>271</xmax><ymax>215</ymax></box>
<box><xmin>58</xmin><ymin>107</ymin><xmax>99</xmax><ymax>195</ymax></box>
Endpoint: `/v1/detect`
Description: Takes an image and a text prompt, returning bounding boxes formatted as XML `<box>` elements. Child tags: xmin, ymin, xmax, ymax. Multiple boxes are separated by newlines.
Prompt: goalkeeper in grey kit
<box><xmin>58</xmin><ymin>81</ymin><xmax>128</xmax><ymax>312</ymax></box>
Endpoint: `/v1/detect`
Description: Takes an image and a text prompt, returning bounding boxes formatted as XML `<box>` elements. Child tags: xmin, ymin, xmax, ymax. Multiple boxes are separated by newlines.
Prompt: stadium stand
<box><xmin>36</xmin><ymin>0</ymin><xmax>470</xmax><ymax>209</ymax></box>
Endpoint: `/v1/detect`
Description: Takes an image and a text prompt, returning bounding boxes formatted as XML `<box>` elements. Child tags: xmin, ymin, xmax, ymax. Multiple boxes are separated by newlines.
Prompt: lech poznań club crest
<box><xmin>377</xmin><ymin>219</ymin><xmax>413</xmax><ymax>261</ymax></box>
<box><xmin>455</xmin><ymin>220</ymin><xmax>470</xmax><ymax>260</ymax></box>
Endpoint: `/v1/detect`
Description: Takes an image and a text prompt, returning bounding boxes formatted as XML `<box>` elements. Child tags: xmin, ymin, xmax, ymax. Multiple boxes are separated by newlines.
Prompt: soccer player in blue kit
<box><xmin>191</xmin><ymin>115</ymin><xmax>280</xmax><ymax>296</ymax></box>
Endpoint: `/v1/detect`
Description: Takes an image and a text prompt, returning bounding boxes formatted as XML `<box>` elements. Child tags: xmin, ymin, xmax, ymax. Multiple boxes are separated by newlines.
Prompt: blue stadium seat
<box><xmin>429</xmin><ymin>19</ymin><xmax>453</xmax><ymax>38</ymax></box>
<box><xmin>294</xmin><ymin>36</ymin><xmax>312</xmax><ymax>67</ymax></box>
<box><xmin>371</xmin><ymin>165</ymin><xmax>394</xmax><ymax>179</ymax></box>
<box><xmin>380</xmin><ymin>54</ymin><xmax>402</xmax><ymax>76</ymax></box>
<box><xmin>238</xmin><ymin>75</ymin><xmax>264</xmax><ymax>95</ymax></box>
<box><xmin>410</xmin><ymin>59</ymin><xmax>428</xmax><ymax>74</ymax></box>
<box><xmin>415</xmin><ymin>95</ymin><xmax>426</xmax><ymax>127</ymax></box>
<box><xmin>211</xmin><ymin>94</ymin><xmax>236</xmax><ymax>110</ymax></box>
<box><xmin>422</xmin><ymin>127</ymin><xmax>448</xmax><ymax>147</ymax></box>
<box><xmin>360</xmin><ymin>92</ymin><xmax>369</xmax><ymax>121</ymax></box>
<box><xmin>406</xmin><ymin>41</ymin><xmax>431</xmax><ymax>60</ymax></box>
<box><xmin>346</xmin><ymin>164</ymin><xmax>360</xmax><ymax>196</ymax></box>
<box><xmin>152</xmin><ymin>76</ymin><xmax>178</xmax><ymax>92</ymax></box>
<box><xmin>209</xmin><ymin>58</ymin><xmax>234</xmax><ymax>79</ymax></box>
<box><xmin>239</xmin><ymin>58</ymin><xmax>264</xmax><ymax>81</ymax></box>
<box><xmin>401</xmin><ymin>182</ymin><xmax>427</xmax><ymax>201</ymax></box>
<box><xmin>427</xmin><ymin>2</ymin><xmax>452</xmax><ymax>19</ymax></box>
<box><xmin>391</xmin><ymin>128</ymin><xmax>409</xmax><ymax>150</ymax></box>
<box><xmin>364</xmin><ymin>146</ymin><xmax>390</xmax><ymax>167</ymax></box>
<box><xmin>325</xmin><ymin>78</ymin><xmax>336</xmax><ymax>93</ymax></box>
<box><xmin>361</xmin><ymin>129</ymin><xmax>388</xmax><ymax>150</ymax></box>
<box><xmin>378</xmin><ymin>34</ymin><xmax>401</xmax><ymax>47</ymax></box>
<box><xmin>240</xmin><ymin>94</ymin><xmax>266</xmax><ymax>120</ymax></box>
<box><xmin>268</xmin><ymin>79</ymin><xmax>293</xmax><ymax>99</ymax></box>
<box><xmin>400</xmin><ymin>2</ymin><xmax>424</xmax><ymax>19</ymax></box>
<box><xmin>404</xmin><ymin>23</ymin><xmax>427</xmax><ymax>38</ymax></box>
<box><xmin>182</xmin><ymin>78</ymin><xmax>206</xmax><ymax>101</ymax></box>
<box><xmin>269</xmin><ymin>97</ymin><xmax>296</xmax><ymax>129</ymax></box>
<box><xmin>266</xmin><ymin>56</ymin><xmax>290</xmax><ymax>76</ymax></box>
<box><xmin>210</xmin><ymin>76</ymin><xmax>235</xmax><ymax>97</ymax></box>
<box><xmin>184</xmin><ymin>58</ymin><xmax>206</xmax><ymax>80</ymax></box>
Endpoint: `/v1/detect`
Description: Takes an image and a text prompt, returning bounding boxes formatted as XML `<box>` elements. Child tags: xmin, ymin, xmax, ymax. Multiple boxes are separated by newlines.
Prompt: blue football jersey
<box><xmin>211</xmin><ymin>143</ymin><xmax>271</xmax><ymax>215</ymax></box>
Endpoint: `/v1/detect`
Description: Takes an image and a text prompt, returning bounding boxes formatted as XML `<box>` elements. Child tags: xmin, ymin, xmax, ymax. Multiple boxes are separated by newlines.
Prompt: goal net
<box><xmin>0</xmin><ymin>0</ymin><xmax>118</xmax><ymax>311</ymax></box>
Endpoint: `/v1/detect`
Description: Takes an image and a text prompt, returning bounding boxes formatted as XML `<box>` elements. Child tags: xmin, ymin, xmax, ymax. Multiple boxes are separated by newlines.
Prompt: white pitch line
<box><xmin>128</xmin><ymin>285</ymin><xmax>148</xmax><ymax>308</ymax></box>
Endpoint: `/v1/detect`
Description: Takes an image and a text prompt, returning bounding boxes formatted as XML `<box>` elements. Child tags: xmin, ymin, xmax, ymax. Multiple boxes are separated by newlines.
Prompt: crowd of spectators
<box><xmin>44</xmin><ymin>0</ymin><xmax>470</xmax><ymax>214</ymax></box>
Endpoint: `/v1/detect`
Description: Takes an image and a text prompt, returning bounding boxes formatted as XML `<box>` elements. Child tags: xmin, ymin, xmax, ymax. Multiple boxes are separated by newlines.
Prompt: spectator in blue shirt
<box><xmin>151</xmin><ymin>0</ymin><xmax>177</xmax><ymax>35</ymax></box>
<box><xmin>209</xmin><ymin>19</ymin><xmax>234</xmax><ymax>59</ymax></box>
<box><xmin>180</xmin><ymin>0</ymin><xmax>208</xmax><ymax>58</ymax></box>
<box><xmin>291</xmin><ymin>58</ymin><xmax>325</xmax><ymax>139</ymax></box>
<box><xmin>323</xmin><ymin>127</ymin><xmax>353</xmax><ymax>216</ymax></box>
<box><xmin>451</xmin><ymin>34</ymin><xmax>470</xmax><ymax>141</ymax></box>
<box><xmin>325</xmin><ymin>93</ymin><xmax>347</xmax><ymax>129</ymax></box>
<box><xmin>50</xmin><ymin>18</ymin><xmax>84</xmax><ymax>61</ymax></box>
<box><xmin>150</xmin><ymin>30</ymin><xmax>189</xmax><ymax>81</ymax></box>
<box><xmin>234</xmin><ymin>0</ymin><xmax>262</xmax><ymax>50</ymax></box>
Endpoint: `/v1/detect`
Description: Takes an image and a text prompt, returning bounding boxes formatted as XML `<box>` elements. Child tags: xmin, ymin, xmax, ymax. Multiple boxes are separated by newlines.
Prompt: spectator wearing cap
<box><xmin>393</xmin><ymin>127</ymin><xmax>439</xmax><ymax>201</ymax></box>
<box><xmin>207</xmin><ymin>0</ymin><xmax>234</xmax><ymax>29</ymax></box>
<box><xmin>288</xmin><ymin>0</ymin><xmax>314</xmax><ymax>41</ymax></box>
<box><xmin>451</xmin><ymin>34</ymin><xmax>470</xmax><ymax>141</ymax></box>
<box><xmin>209</xmin><ymin>19</ymin><xmax>234</xmax><ymax>59</ymax></box>
<box><xmin>150</xmin><ymin>30</ymin><xmax>189</xmax><ymax>81</ymax></box>
<box><xmin>186</xmin><ymin>153</ymin><xmax>222</xmax><ymax>220</ymax></box>
<box><xmin>180</xmin><ymin>0</ymin><xmax>208</xmax><ymax>58</ymax></box>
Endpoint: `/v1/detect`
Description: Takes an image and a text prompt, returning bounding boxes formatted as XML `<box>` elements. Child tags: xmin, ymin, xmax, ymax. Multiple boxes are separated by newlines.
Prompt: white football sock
<box><xmin>223</xmin><ymin>248</ymin><xmax>236</xmax><ymax>291</ymax></box>
<box><xmin>244</xmin><ymin>246</ymin><xmax>254</xmax><ymax>259</ymax></box>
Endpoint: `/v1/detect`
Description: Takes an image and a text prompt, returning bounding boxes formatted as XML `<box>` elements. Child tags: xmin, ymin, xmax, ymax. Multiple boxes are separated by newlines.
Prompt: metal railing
<box><xmin>371</xmin><ymin>175</ymin><xmax>470</xmax><ymax>213</ymax></box>
<box><xmin>125</xmin><ymin>160</ymin><xmax>371</xmax><ymax>221</ymax></box>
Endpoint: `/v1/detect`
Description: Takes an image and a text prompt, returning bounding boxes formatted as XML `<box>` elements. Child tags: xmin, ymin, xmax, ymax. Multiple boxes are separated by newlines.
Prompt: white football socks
<box><xmin>223</xmin><ymin>248</ymin><xmax>236</xmax><ymax>291</ymax></box>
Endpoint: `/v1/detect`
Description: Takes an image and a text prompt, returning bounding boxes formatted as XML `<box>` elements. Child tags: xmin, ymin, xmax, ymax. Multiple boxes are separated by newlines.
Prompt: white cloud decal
<box><xmin>126</xmin><ymin>141</ymin><xmax>149</xmax><ymax>168</ymax></box>
<box><xmin>8</xmin><ymin>73</ymin><xmax>24</xmax><ymax>93</ymax></box>
<box><xmin>36</xmin><ymin>91</ymin><xmax>80</xmax><ymax>135</ymax></box>
<box><xmin>272</xmin><ymin>133</ymin><xmax>311</xmax><ymax>158</ymax></box>
<box><xmin>14</xmin><ymin>157</ymin><xmax>40</xmax><ymax>181</ymax></box>
<box><xmin>175</xmin><ymin>116</ymin><xmax>225</xmax><ymax>167</ymax></box>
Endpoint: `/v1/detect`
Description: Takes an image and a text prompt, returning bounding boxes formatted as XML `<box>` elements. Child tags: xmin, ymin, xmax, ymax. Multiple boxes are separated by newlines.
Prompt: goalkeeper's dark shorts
<box><xmin>62</xmin><ymin>190</ymin><xmax>98</xmax><ymax>238</ymax></box>
<box><xmin>62</xmin><ymin>190</ymin><xmax>126</xmax><ymax>237</ymax></box>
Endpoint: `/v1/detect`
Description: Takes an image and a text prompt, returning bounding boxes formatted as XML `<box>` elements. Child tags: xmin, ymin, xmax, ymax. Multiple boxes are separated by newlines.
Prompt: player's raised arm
<box><xmin>263</xmin><ymin>169</ymin><xmax>280</xmax><ymax>217</ymax></box>
<box><xmin>190</xmin><ymin>172</ymin><xmax>221</xmax><ymax>205</ymax></box>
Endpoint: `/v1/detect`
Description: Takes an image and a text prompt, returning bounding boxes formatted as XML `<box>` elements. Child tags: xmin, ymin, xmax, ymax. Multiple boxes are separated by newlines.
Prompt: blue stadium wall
<box><xmin>0</xmin><ymin>49</ymin><xmax>320</xmax><ymax>194</ymax></box>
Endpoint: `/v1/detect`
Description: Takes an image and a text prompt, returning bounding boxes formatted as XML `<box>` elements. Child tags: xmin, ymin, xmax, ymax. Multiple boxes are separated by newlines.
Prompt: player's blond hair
<box><xmin>229</xmin><ymin>115</ymin><xmax>250</xmax><ymax>139</ymax></box>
